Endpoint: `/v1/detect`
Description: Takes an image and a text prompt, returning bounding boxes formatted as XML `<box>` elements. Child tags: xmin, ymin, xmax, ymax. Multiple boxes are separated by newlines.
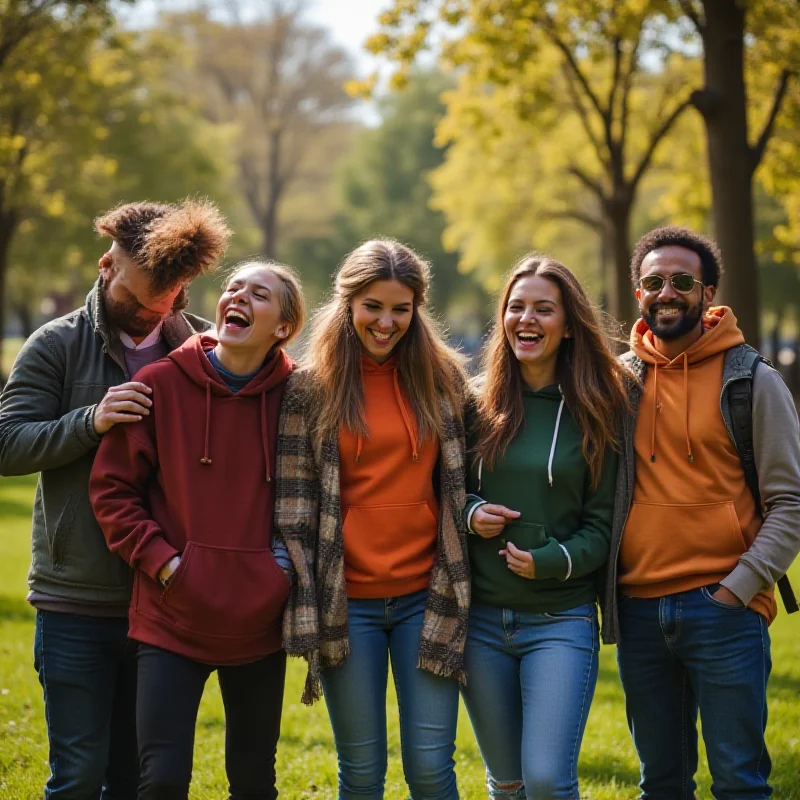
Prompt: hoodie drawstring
<box><xmin>649</xmin><ymin>358</ymin><xmax>694</xmax><ymax>464</ymax></box>
<box><xmin>477</xmin><ymin>458</ymin><xmax>483</xmax><ymax>492</ymax></box>
<box><xmin>683</xmin><ymin>353</ymin><xmax>694</xmax><ymax>463</ymax></box>
<box><xmin>393</xmin><ymin>369</ymin><xmax>419</xmax><ymax>461</ymax></box>
<box><xmin>355</xmin><ymin>434</ymin><xmax>363</xmax><ymax>463</ymax></box>
<box><xmin>547</xmin><ymin>386</ymin><xmax>565</xmax><ymax>487</ymax></box>
<box><xmin>261</xmin><ymin>391</ymin><xmax>272</xmax><ymax>482</ymax></box>
<box><xmin>200</xmin><ymin>381</ymin><xmax>212</xmax><ymax>465</ymax></box>
<box><xmin>650</xmin><ymin>364</ymin><xmax>659</xmax><ymax>462</ymax></box>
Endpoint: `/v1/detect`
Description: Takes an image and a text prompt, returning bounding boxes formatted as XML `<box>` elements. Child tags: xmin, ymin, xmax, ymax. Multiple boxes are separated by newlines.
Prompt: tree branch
<box><xmin>539</xmin><ymin>208</ymin><xmax>603</xmax><ymax>232</ymax></box>
<box><xmin>630</xmin><ymin>96</ymin><xmax>692</xmax><ymax>191</ymax></box>
<box><xmin>750</xmin><ymin>69</ymin><xmax>793</xmax><ymax>173</ymax></box>
<box><xmin>678</xmin><ymin>0</ymin><xmax>704</xmax><ymax>34</ymax></box>
<box><xmin>540</xmin><ymin>18</ymin><xmax>607</xmax><ymax>124</ymax></box>
<box><xmin>567</xmin><ymin>165</ymin><xmax>606</xmax><ymax>200</ymax></box>
<box><xmin>561</xmin><ymin>63</ymin><xmax>606</xmax><ymax>168</ymax></box>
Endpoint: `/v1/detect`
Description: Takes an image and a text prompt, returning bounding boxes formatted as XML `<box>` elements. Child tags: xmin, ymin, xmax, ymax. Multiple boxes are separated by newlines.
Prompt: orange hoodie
<box><xmin>338</xmin><ymin>355</ymin><xmax>440</xmax><ymax>599</ymax></box>
<box><xmin>618</xmin><ymin>307</ymin><xmax>776</xmax><ymax>622</ymax></box>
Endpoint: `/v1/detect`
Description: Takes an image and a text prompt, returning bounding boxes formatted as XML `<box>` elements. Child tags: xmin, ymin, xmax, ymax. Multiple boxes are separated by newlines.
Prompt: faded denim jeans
<box><xmin>320</xmin><ymin>589</ymin><xmax>460</xmax><ymax>800</ymax></box>
<box><xmin>461</xmin><ymin>602</ymin><xmax>599</xmax><ymax>799</ymax></box>
<box><xmin>617</xmin><ymin>585</ymin><xmax>772</xmax><ymax>799</ymax></box>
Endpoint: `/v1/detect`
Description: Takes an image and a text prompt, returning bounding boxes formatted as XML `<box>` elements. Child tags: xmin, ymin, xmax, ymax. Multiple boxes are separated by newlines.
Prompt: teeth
<box><xmin>226</xmin><ymin>309</ymin><xmax>250</xmax><ymax>325</ymax></box>
<box><xmin>518</xmin><ymin>333</ymin><xmax>542</xmax><ymax>342</ymax></box>
<box><xmin>370</xmin><ymin>330</ymin><xmax>392</xmax><ymax>342</ymax></box>
<box><xmin>657</xmin><ymin>308</ymin><xmax>680</xmax><ymax>316</ymax></box>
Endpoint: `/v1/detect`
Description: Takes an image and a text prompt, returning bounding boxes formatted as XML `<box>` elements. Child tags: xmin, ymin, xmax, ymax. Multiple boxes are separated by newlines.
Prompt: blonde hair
<box><xmin>475</xmin><ymin>254</ymin><xmax>630</xmax><ymax>488</ymax></box>
<box><xmin>302</xmin><ymin>239</ymin><xmax>465</xmax><ymax>442</ymax></box>
<box><xmin>224</xmin><ymin>261</ymin><xmax>306</xmax><ymax>348</ymax></box>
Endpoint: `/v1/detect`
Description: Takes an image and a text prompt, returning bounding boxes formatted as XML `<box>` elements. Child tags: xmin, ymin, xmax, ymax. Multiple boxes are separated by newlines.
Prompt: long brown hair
<box><xmin>475</xmin><ymin>255</ymin><xmax>629</xmax><ymax>488</ymax></box>
<box><xmin>302</xmin><ymin>239</ymin><xmax>466</xmax><ymax>442</ymax></box>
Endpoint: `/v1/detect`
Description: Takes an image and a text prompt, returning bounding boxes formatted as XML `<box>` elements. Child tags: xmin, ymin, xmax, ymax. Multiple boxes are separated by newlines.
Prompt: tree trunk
<box><xmin>0</xmin><ymin>208</ymin><xmax>18</xmax><ymax>383</ymax></box>
<box><xmin>696</xmin><ymin>0</ymin><xmax>760</xmax><ymax>346</ymax></box>
<box><xmin>604</xmin><ymin>197</ymin><xmax>636</xmax><ymax>335</ymax></box>
<box><xmin>262</xmin><ymin>128</ymin><xmax>283</xmax><ymax>259</ymax></box>
<box><xmin>14</xmin><ymin>301</ymin><xmax>33</xmax><ymax>339</ymax></box>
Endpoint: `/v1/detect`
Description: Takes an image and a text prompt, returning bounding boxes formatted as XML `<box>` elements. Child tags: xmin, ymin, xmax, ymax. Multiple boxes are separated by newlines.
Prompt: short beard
<box><xmin>642</xmin><ymin>301</ymin><xmax>704</xmax><ymax>341</ymax></box>
<box><xmin>103</xmin><ymin>289</ymin><xmax>162</xmax><ymax>339</ymax></box>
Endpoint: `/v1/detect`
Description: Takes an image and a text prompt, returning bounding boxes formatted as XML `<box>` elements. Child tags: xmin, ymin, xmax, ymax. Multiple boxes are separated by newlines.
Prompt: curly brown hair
<box><xmin>94</xmin><ymin>199</ymin><xmax>232</xmax><ymax>293</ymax></box>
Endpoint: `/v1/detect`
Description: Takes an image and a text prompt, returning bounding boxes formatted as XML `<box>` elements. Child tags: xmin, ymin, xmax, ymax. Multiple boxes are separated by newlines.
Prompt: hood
<box><xmin>166</xmin><ymin>334</ymin><xmax>294</xmax><ymax>481</ymax></box>
<box><xmin>355</xmin><ymin>353</ymin><xmax>418</xmax><ymax>463</ymax></box>
<box><xmin>168</xmin><ymin>334</ymin><xmax>293</xmax><ymax>396</ymax></box>
<box><xmin>631</xmin><ymin>306</ymin><xmax>744</xmax><ymax>466</ymax></box>
<box><xmin>631</xmin><ymin>306</ymin><xmax>745</xmax><ymax>367</ymax></box>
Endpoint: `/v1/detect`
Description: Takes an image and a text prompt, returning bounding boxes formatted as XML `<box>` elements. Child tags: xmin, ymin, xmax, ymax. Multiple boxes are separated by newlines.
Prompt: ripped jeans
<box><xmin>461</xmin><ymin>603</ymin><xmax>599</xmax><ymax>799</ymax></box>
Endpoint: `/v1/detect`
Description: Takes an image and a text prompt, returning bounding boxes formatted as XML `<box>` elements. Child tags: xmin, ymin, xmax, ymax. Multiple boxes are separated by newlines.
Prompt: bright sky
<box><xmin>305</xmin><ymin>0</ymin><xmax>388</xmax><ymax>69</ymax></box>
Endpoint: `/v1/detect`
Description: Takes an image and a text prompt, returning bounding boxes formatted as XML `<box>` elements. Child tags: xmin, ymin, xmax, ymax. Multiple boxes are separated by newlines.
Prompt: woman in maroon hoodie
<box><xmin>90</xmin><ymin>261</ymin><xmax>306</xmax><ymax>800</ymax></box>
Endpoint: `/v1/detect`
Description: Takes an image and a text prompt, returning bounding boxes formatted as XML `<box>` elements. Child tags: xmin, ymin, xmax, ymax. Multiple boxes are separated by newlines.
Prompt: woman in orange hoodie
<box><xmin>275</xmin><ymin>240</ymin><xmax>469</xmax><ymax>799</ymax></box>
<box><xmin>90</xmin><ymin>261</ymin><xmax>305</xmax><ymax>800</ymax></box>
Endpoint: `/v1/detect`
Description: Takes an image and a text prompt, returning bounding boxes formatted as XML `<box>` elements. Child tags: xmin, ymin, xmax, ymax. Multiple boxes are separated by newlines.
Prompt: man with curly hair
<box><xmin>604</xmin><ymin>225</ymin><xmax>800</xmax><ymax>798</ymax></box>
<box><xmin>0</xmin><ymin>199</ymin><xmax>231</xmax><ymax>799</ymax></box>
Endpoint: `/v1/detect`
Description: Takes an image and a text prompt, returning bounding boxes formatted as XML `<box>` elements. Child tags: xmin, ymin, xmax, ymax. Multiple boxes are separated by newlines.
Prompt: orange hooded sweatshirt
<box><xmin>338</xmin><ymin>355</ymin><xmax>440</xmax><ymax>599</ymax></box>
<box><xmin>618</xmin><ymin>306</ymin><xmax>776</xmax><ymax>622</ymax></box>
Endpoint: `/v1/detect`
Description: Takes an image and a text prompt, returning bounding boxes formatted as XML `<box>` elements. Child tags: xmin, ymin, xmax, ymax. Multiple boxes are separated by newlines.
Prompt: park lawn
<box><xmin>1</xmin><ymin>473</ymin><xmax>798</xmax><ymax>799</ymax></box>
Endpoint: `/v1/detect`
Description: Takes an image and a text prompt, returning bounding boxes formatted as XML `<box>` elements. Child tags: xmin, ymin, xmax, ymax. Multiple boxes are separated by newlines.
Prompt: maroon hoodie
<box><xmin>90</xmin><ymin>334</ymin><xmax>294</xmax><ymax>665</ymax></box>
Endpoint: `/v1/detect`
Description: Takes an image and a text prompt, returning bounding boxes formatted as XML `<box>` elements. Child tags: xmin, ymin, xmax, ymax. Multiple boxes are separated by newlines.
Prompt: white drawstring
<box><xmin>477</xmin><ymin>457</ymin><xmax>483</xmax><ymax>492</ymax></box>
<box><xmin>548</xmin><ymin>386</ymin><xmax>565</xmax><ymax>487</ymax></box>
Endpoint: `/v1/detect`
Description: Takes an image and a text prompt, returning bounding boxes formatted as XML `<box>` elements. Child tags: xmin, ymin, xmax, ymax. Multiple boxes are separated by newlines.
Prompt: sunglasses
<box><xmin>638</xmin><ymin>273</ymin><xmax>703</xmax><ymax>294</ymax></box>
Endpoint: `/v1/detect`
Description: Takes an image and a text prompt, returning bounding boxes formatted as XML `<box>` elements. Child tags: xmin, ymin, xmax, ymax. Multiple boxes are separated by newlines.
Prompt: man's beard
<box><xmin>642</xmin><ymin>301</ymin><xmax>704</xmax><ymax>340</ymax></box>
<box><xmin>103</xmin><ymin>290</ymin><xmax>163</xmax><ymax>338</ymax></box>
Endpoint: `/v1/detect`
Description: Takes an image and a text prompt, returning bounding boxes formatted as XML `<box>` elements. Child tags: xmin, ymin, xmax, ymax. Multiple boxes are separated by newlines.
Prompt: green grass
<box><xmin>1</xmin><ymin>474</ymin><xmax>799</xmax><ymax>798</ymax></box>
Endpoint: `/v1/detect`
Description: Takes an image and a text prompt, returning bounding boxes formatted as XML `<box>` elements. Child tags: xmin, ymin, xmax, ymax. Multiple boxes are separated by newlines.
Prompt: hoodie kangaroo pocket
<box><xmin>342</xmin><ymin>502</ymin><xmax>438</xmax><ymax>583</ymax></box>
<box><xmin>150</xmin><ymin>542</ymin><xmax>291</xmax><ymax>638</ymax></box>
<box><xmin>619</xmin><ymin>500</ymin><xmax>746</xmax><ymax>585</ymax></box>
<box><xmin>499</xmin><ymin>521</ymin><xmax>547</xmax><ymax>551</ymax></box>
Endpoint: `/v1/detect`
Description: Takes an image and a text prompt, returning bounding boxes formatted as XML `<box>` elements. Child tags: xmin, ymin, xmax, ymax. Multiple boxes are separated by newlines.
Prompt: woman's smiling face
<box><xmin>215</xmin><ymin>266</ymin><xmax>289</xmax><ymax>353</ymax></box>
<box><xmin>503</xmin><ymin>274</ymin><xmax>568</xmax><ymax>374</ymax></box>
<box><xmin>349</xmin><ymin>279</ymin><xmax>415</xmax><ymax>363</ymax></box>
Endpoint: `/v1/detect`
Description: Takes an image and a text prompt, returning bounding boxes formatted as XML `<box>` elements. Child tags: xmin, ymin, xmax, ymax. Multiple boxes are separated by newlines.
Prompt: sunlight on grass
<box><xmin>1</xmin><ymin>474</ymin><xmax>798</xmax><ymax>798</ymax></box>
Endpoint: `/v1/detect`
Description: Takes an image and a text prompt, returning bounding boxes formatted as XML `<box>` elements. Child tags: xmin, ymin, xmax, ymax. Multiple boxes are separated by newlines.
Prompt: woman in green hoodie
<box><xmin>462</xmin><ymin>255</ymin><xmax>629</xmax><ymax>799</ymax></box>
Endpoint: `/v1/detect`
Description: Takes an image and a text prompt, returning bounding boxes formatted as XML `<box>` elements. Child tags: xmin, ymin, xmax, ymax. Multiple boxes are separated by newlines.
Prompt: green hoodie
<box><xmin>465</xmin><ymin>384</ymin><xmax>618</xmax><ymax>613</ymax></box>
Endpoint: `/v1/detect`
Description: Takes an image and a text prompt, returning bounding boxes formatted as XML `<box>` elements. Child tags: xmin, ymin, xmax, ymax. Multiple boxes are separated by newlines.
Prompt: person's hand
<box><xmin>500</xmin><ymin>541</ymin><xmax>535</xmax><ymax>579</ymax></box>
<box><xmin>471</xmin><ymin>504</ymin><xmax>521</xmax><ymax>538</ymax></box>
<box><xmin>158</xmin><ymin>556</ymin><xmax>181</xmax><ymax>587</ymax></box>
<box><xmin>712</xmin><ymin>586</ymin><xmax>743</xmax><ymax>606</ymax></box>
<box><xmin>93</xmin><ymin>382</ymin><xmax>153</xmax><ymax>434</ymax></box>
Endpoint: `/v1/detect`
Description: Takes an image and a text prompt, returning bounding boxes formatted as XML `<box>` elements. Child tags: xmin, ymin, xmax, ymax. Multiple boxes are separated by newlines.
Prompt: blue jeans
<box><xmin>617</xmin><ymin>585</ymin><xmax>772</xmax><ymax>799</ymax></box>
<box><xmin>320</xmin><ymin>589</ymin><xmax>460</xmax><ymax>800</ymax></box>
<box><xmin>33</xmin><ymin>610</ymin><xmax>138</xmax><ymax>799</ymax></box>
<box><xmin>461</xmin><ymin>602</ymin><xmax>599</xmax><ymax>800</ymax></box>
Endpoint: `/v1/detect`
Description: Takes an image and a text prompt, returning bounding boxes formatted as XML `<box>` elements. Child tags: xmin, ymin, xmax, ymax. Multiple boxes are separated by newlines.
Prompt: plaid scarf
<box><xmin>276</xmin><ymin>370</ymin><xmax>470</xmax><ymax>704</ymax></box>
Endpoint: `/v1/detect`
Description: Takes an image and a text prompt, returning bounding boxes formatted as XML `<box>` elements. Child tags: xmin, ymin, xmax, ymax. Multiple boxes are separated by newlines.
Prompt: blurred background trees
<box><xmin>1</xmin><ymin>0</ymin><xmax>798</xmax><ymax>387</ymax></box>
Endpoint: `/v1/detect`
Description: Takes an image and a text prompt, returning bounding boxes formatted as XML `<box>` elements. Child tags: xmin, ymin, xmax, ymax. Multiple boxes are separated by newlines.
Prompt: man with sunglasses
<box><xmin>605</xmin><ymin>225</ymin><xmax>800</xmax><ymax>799</ymax></box>
<box><xmin>0</xmin><ymin>200</ymin><xmax>230</xmax><ymax>798</ymax></box>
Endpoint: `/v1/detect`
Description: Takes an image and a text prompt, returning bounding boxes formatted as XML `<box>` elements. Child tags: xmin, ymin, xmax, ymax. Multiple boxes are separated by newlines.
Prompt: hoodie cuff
<box><xmin>720</xmin><ymin>563</ymin><xmax>766</xmax><ymax>607</ymax></box>
<box><xmin>530</xmin><ymin>539</ymin><xmax>569</xmax><ymax>581</ymax></box>
<box><xmin>465</xmin><ymin>498</ymin><xmax>487</xmax><ymax>534</ymax></box>
<box><xmin>139</xmin><ymin>537</ymin><xmax>181</xmax><ymax>583</ymax></box>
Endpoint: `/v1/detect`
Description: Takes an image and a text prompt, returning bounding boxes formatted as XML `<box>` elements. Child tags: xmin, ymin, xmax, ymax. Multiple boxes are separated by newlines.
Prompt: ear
<box><xmin>635</xmin><ymin>287</ymin><xmax>642</xmax><ymax>304</ymax></box>
<box><xmin>703</xmin><ymin>284</ymin><xmax>716</xmax><ymax>310</ymax></box>
<box><xmin>563</xmin><ymin>326</ymin><xmax>572</xmax><ymax>339</ymax></box>
<box><xmin>275</xmin><ymin>322</ymin><xmax>292</xmax><ymax>340</ymax></box>
<box><xmin>98</xmin><ymin>251</ymin><xmax>113</xmax><ymax>274</ymax></box>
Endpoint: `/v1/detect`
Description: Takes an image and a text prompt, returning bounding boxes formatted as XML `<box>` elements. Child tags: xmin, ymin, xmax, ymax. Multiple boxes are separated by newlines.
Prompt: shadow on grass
<box><xmin>581</xmin><ymin>753</ymin><xmax>640</xmax><ymax>787</ymax></box>
<box><xmin>0</xmin><ymin>594</ymin><xmax>35</xmax><ymax>622</ymax></box>
<box><xmin>769</xmin><ymin>671</ymin><xmax>800</xmax><ymax>695</ymax></box>
<box><xmin>0</xmin><ymin>494</ymin><xmax>34</xmax><ymax>520</ymax></box>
